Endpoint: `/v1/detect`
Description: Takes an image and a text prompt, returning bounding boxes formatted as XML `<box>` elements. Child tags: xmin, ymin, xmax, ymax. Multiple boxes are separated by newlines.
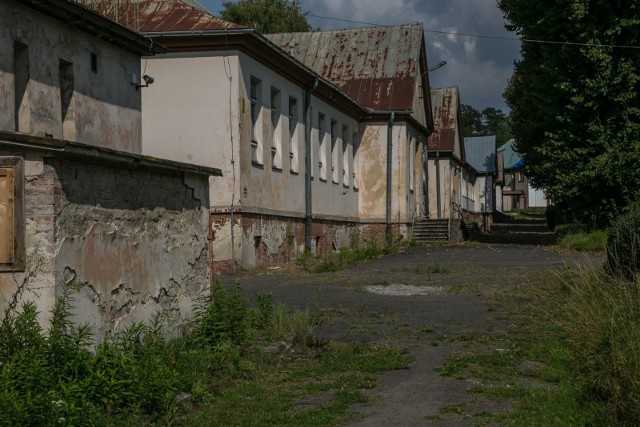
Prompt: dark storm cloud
<box><xmin>200</xmin><ymin>0</ymin><xmax>520</xmax><ymax>110</ymax></box>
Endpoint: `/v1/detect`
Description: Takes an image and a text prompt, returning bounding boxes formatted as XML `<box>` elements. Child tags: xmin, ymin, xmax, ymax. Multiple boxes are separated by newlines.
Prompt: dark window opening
<box><xmin>90</xmin><ymin>52</ymin><xmax>98</xmax><ymax>73</ymax></box>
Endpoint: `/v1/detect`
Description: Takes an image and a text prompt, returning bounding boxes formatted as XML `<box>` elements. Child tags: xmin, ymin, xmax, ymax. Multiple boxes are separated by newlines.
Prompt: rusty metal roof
<box><xmin>71</xmin><ymin>0</ymin><xmax>247</xmax><ymax>32</ymax></box>
<box><xmin>428</xmin><ymin>87</ymin><xmax>462</xmax><ymax>152</ymax></box>
<box><xmin>266</xmin><ymin>24</ymin><xmax>424</xmax><ymax>111</ymax></box>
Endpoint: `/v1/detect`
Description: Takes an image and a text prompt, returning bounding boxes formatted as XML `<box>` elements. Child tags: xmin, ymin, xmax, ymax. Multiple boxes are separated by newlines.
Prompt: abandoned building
<box><xmin>496</xmin><ymin>139</ymin><xmax>548</xmax><ymax>211</ymax></box>
<box><xmin>426</xmin><ymin>87</ymin><xmax>467</xmax><ymax>221</ymax></box>
<box><xmin>463</xmin><ymin>135</ymin><xmax>497</xmax><ymax>231</ymax></box>
<box><xmin>0</xmin><ymin>0</ymin><xmax>222</xmax><ymax>339</ymax></box>
<box><xmin>86</xmin><ymin>0</ymin><xmax>436</xmax><ymax>272</ymax></box>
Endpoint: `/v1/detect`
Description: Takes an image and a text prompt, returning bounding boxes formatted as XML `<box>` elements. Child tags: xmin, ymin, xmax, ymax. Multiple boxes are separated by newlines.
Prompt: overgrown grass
<box><xmin>0</xmin><ymin>282</ymin><xmax>411</xmax><ymax>426</ymax></box>
<box><xmin>437</xmin><ymin>259</ymin><xmax>640</xmax><ymax>425</ymax></box>
<box><xmin>296</xmin><ymin>240</ymin><xmax>400</xmax><ymax>273</ymax></box>
<box><xmin>558</xmin><ymin>229</ymin><xmax>606</xmax><ymax>251</ymax></box>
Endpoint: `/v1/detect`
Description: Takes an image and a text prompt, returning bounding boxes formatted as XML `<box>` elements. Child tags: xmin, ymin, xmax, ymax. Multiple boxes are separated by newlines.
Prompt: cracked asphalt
<box><xmin>221</xmin><ymin>244</ymin><xmax>601</xmax><ymax>425</ymax></box>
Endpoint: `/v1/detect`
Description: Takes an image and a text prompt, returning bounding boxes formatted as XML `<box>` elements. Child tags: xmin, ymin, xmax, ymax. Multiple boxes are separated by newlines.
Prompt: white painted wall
<box><xmin>528</xmin><ymin>185</ymin><xmax>548</xmax><ymax>207</ymax></box>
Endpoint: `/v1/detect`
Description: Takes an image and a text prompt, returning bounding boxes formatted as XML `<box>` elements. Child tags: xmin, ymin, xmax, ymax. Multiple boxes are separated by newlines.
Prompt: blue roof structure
<box><xmin>463</xmin><ymin>135</ymin><xmax>496</xmax><ymax>174</ymax></box>
<box><xmin>497</xmin><ymin>139</ymin><xmax>523</xmax><ymax>169</ymax></box>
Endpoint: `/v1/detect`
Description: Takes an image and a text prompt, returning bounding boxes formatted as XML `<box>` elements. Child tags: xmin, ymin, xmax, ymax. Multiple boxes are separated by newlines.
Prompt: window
<box><xmin>14</xmin><ymin>42</ymin><xmax>29</xmax><ymax>133</ymax></box>
<box><xmin>288</xmin><ymin>97</ymin><xmax>299</xmax><ymax>173</ymax></box>
<box><xmin>342</xmin><ymin>125</ymin><xmax>350</xmax><ymax>187</ymax></box>
<box><xmin>0</xmin><ymin>157</ymin><xmax>24</xmax><ymax>271</ymax></box>
<box><xmin>250</xmin><ymin>77</ymin><xmax>262</xmax><ymax>164</ymax></box>
<box><xmin>90</xmin><ymin>52</ymin><xmax>98</xmax><ymax>73</ymax></box>
<box><xmin>330</xmin><ymin>120</ymin><xmax>339</xmax><ymax>184</ymax></box>
<box><xmin>59</xmin><ymin>59</ymin><xmax>75</xmax><ymax>141</ymax></box>
<box><xmin>352</xmin><ymin>131</ymin><xmax>360</xmax><ymax>190</ymax></box>
<box><xmin>518</xmin><ymin>170</ymin><xmax>524</xmax><ymax>182</ymax></box>
<box><xmin>409</xmin><ymin>136</ymin><xmax>415</xmax><ymax>192</ymax></box>
<box><xmin>318</xmin><ymin>113</ymin><xmax>327</xmax><ymax>181</ymax></box>
<box><xmin>270</xmin><ymin>87</ymin><xmax>282</xmax><ymax>169</ymax></box>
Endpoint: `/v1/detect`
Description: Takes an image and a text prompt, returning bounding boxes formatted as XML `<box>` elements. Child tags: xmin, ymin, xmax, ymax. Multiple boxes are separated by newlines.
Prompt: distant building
<box><xmin>427</xmin><ymin>87</ymin><xmax>467</xmax><ymax>221</ymax></box>
<box><xmin>496</xmin><ymin>139</ymin><xmax>548</xmax><ymax>211</ymax></box>
<box><xmin>464</xmin><ymin>135</ymin><xmax>497</xmax><ymax>230</ymax></box>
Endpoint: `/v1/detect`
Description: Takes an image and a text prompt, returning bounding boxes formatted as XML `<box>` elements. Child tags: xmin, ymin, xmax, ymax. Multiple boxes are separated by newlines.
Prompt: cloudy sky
<box><xmin>198</xmin><ymin>0</ymin><xmax>521</xmax><ymax>112</ymax></box>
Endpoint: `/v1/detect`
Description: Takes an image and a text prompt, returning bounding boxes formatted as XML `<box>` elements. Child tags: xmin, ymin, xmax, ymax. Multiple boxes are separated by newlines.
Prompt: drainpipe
<box><xmin>435</xmin><ymin>150</ymin><xmax>441</xmax><ymax>219</ymax></box>
<box><xmin>386</xmin><ymin>112</ymin><xmax>395</xmax><ymax>240</ymax></box>
<box><xmin>304</xmin><ymin>78</ymin><xmax>318</xmax><ymax>252</ymax></box>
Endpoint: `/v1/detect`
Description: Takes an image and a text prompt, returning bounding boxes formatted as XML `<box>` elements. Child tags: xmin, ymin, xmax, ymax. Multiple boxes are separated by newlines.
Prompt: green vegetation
<box><xmin>500</xmin><ymin>0</ymin><xmax>640</xmax><ymax>227</ymax></box>
<box><xmin>0</xmin><ymin>282</ymin><xmax>411</xmax><ymax>426</ymax></box>
<box><xmin>296</xmin><ymin>240</ymin><xmax>399</xmax><ymax>273</ymax></box>
<box><xmin>558</xmin><ymin>230</ymin><xmax>606</xmax><ymax>252</ymax></box>
<box><xmin>606</xmin><ymin>206</ymin><xmax>640</xmax><ymax>279</ymax></box>
<box><xmin>461</xmin><ymin>104</ymin><xmax>513</xmax><ymax>147</ymax></box>
<box><xmin>220</xmin><ymin>0</ymin><xmax>311</xmax><ymax>34</ymax></box>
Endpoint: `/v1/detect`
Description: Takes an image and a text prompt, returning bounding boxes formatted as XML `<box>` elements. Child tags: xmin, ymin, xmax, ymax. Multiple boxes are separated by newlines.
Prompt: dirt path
<box><xmin>222</xmin><ymin>244</ymin><xmax>600</xmax><ymax>425</ymax></box>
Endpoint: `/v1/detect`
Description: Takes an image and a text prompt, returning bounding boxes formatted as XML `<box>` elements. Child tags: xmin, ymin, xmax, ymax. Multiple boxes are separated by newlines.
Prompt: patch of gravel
<box><xmin>364</xmin><ymin>284</ymin><xmax>445</xmax><ymax>296</ymax></box>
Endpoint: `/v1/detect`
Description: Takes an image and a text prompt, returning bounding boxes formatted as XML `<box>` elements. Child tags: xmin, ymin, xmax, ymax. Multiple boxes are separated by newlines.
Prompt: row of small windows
<box><xmin>250</xmin><ymin>76</ymin><xmax>359</xmax><ymax>189</ymax></box>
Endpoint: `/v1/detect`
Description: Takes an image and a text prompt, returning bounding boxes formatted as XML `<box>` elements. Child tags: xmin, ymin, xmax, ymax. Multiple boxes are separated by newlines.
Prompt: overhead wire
<box><xmin>211</xmin><ymin>2</ymin><xmax>640</xmax><ymax>50</ymax></box>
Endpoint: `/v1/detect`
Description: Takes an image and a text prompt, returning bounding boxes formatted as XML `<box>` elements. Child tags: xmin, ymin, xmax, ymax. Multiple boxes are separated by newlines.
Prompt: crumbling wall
<box><xmin>50</xmin><ymin>158</ymin><xmax>210</xmax><ymax>341</ymax></box>
<box><xmin>0</xmin><ymin>153</ymin><xmax>210</xmax><ymax>341</ymax></box>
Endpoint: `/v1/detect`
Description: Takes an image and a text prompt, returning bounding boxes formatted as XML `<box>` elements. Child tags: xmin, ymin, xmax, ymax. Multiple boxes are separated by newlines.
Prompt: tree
<box><xmin>461</xmin><ymin>104</ymin><xmax>484</xmax><ymax>138</ymax></box>
<box><xmin>499</xmin><ymin>0</ymin><xmax>640</xmax><ymax>226</ymax></box>
<box><xmin>461</xmin><ymin>104</ymin><xmax>513</xmax><ymax>147</ymax></box>
<box><xmin>481</xmin><ymin>107</ymin><xmax>513</xmax><ymax>147</ymax></box>
<box><xmin>220</xmin><ymin>0</ymin><xmax>311</xmax><ymax>34</ymax></box>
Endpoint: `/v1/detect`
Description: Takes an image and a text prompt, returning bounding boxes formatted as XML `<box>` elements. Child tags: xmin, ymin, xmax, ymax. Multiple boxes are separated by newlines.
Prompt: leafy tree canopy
<box><xmin>220</xmin><ymin>0</ymin><xmax>311</xmax><ymax>34</ymax></box>
<box><xmin>499</xmin><ymin>0</ymin><xmax>640</xmax><ymax>226</ymax></box>
<box><xmin>461</xmin><ymin>104</ymin><xmax>513</xmax><ymax>147</ymax></box>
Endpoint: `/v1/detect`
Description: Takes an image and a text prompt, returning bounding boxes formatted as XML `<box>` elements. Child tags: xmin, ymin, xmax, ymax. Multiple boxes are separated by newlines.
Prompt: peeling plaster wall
<box><xmin>0</xmin><ymin>2</ymin><xmax>143</xmax><ymax>152</ymax></box>
<box><xmin>358</xmin><ymin>122</ymin><xmax>418</xmax><ymax>222</ymax></box>
<box><xmin>427</xmin><ymin>157</ymin><xmax>464</xmax><ymax>219</ymax></box>
<box><xmin>0</xmin><ymin>154</ymin><xmax>210</xmax><ymax>340</ymax></box>
<box><xmin>0</xmin><ymin>154</ymin><xmax>57</xmax><ymax>327</ymax></box>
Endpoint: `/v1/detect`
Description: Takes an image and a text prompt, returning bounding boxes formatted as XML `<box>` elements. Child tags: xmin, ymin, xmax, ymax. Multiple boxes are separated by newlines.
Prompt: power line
<box><xmin>304</xmin><ymin>14</ymin><xmax>640</xmax><ymax>50</ymax></box>
<box><xmin>210</xmin><ymin>2</ymin><xmax>640</xmax><ymax>50</ymax></box>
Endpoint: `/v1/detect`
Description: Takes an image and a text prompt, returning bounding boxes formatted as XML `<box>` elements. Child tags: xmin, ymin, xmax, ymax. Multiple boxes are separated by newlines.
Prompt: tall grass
<box><xmin>555</xmin><ymin>267</ymin><xmax>640</xmax><ymax>423</ymax></box>
<box><xmin>558</xmin><ymin>230</ymin><xmax>606</xmax><ymax>252</ymax></box>
<box><xmin>296</xmin><ymin>240</ymin><xmax>399</xmax><ymax>273</ymax></box>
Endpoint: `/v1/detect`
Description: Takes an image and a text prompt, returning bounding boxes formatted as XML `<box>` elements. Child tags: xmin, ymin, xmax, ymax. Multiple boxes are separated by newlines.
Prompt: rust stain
<box><xmin>265</xmin><ymin>24</ymin><xmax>423</xmax><ymax>111</ymax></box>
<box><xmin>427</xmin><ymin>87</ymin><xmax>460</xmax><ymax>152</ymax></box>
<box><xmin>72</xmin><ymin>0</ymin><xmax>248</xmax><ymax>32</ymax></box>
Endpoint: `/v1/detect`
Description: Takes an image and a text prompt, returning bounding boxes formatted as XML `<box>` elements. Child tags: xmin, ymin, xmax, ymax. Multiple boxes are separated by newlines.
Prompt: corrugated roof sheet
<box><xmin>497</xmin><ymin>139</ymin><xmax>522</xmax><ymax>169</ymax></box>
<box><xmin>72</xmin><ymin>0</ymin><xmax>247</xmax><ymax>32</ymax></box>
<box><xmin>427</xmin><ymin>87</ymin><xmax>460</xmax><ymax>152</ymax></box>
<box><xmin>464</xmin><ymin>135</ymin><xmax>496</xmax><ymax>174</ymax></box>
<box><xmin>265</xmin><ymin>24</ymin><xmax>424</xmax><ymax>111</ymax></box>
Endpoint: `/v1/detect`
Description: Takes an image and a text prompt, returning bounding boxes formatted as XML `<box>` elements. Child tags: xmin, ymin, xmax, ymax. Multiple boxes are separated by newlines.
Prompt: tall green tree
<box><xmin>461</xmin><ymin>104</ymin><xmax>512</xmax><ymax>147</ymax></box>
<box><xmin>220</xmin><ymin>0</ymin><xmax>311</xmax><ymax>34</ymax></box>
<box><xmin>499</xmin><ymin>0</ymin><xmax>640</xmax><ymax>226</ymax></box>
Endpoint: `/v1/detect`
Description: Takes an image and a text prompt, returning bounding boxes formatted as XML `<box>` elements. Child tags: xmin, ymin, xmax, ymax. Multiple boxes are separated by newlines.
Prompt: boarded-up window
<box><xmin>0</xmin><ymin>167</ymin><xmax>15</xmax><ymax>264</ymax></box>
<box><xmin>0</xmin><ymin>158</ymin><xmax>24</xmax><ymax>271</ymax></box>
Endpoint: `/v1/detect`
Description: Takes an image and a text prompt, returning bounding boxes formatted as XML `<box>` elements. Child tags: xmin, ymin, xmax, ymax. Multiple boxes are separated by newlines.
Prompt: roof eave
<box><xmin>15</xmin><ymin>0</ymin><xmax>168</xmax><ymax>55</ymax></box>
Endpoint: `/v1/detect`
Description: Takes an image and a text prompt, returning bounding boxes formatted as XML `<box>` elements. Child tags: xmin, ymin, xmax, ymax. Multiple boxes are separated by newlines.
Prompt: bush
<box><xmin>555</xmin><ymin>223</ymin><xmax>586</xmax><ymax>237</ymax></box>
<box><xmin>546</xmin><ymin>205</ymin><xmax>566</xmax><ymax>230</ymax></box>
<box><xmin>606</xmin><ymin>207</ymin><xmax>640</xmax><ymax>280</ymax></box>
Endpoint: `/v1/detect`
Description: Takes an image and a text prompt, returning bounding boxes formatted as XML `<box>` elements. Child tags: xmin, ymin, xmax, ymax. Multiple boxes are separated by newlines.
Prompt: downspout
<box><xmin>304</xmin><ymin>78</ymin><xmax>318</xmax><ymax>252</ymax></box>
<box><xmin>386</xmin><ymin>112</ymin><xmax>395</xmax><ymax>240</ymax></box>
<box><xmin>435</xmin><ymin>150</ymin><xmax>441</xmax><ymax>219</ymax></box>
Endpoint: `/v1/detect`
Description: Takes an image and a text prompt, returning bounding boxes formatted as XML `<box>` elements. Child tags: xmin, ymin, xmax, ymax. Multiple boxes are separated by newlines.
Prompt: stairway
<box><xmin>472</xmin><ymin>217</ymin><xmax>557</xmax><ymax>245</ymax></box>
<box><xmin>413</xmin><ymin>219</ymin><xmax>449</xmax><ymax>243</ymax></box>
